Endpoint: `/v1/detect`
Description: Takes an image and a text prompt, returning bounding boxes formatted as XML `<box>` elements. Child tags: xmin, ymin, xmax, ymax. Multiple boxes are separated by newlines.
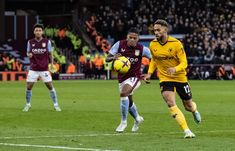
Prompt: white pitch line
<box><xmin>163</xmin><ymin>129</ymin><xmax>235</xmax><ymax>134</ymax></box>
<box><xmin>0</xmin><ymin>133</ymin><xmax>141</xmax><ymax>140</ymax></box>
<box><xmin>0</xmin><ymin>143</ymin><xmax>121</xmax><ymax>151</ymax></box>
<box><xmin>198</xmin><ymin>130</ymin><xmax>235</xmax><ymax>133</ymax></box>
<box><xmin>0</xmin><ymin>130</ymin><xmax>234</xmax><ymax>140</ymax></box>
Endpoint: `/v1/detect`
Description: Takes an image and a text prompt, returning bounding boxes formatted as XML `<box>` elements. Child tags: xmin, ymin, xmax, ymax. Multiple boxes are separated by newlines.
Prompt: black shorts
<box><xmin>160</xmin><ymin>82</ymin><xmax>192</xmax><ymax>100</ymax></box>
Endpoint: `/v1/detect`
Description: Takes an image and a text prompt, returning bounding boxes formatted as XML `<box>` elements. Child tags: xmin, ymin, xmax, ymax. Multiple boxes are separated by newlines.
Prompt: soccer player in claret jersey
<box><xmin>143</xmin><ymin>19</ymin><xmax>201</xmax><ymax>138</ymax></box>
<box><xmin>23</xmin><ymin>24</ymin><xmax>61</xmax><ymax>112</ymax></box>
<box><xmin>106</xmin><ymin>27</ymin><xmax>151</xmax><ymax>132</ymax></box>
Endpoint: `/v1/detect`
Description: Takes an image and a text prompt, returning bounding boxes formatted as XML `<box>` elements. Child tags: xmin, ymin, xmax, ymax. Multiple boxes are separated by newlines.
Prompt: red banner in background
<box><xmin>0</xmin><ymin>72</ymin><xmax>27</xmax><ymax>81</ymax></box>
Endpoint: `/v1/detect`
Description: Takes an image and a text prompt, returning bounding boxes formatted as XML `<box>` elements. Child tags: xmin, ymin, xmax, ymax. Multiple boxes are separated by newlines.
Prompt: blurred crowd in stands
<box><xmin>82</xmin><ymin>0</ymin><xmax>235</xmax><ymax>79</ymax></box>
<box><xmin>0</xmin><ymin>52</ymin><xmax>23</xmax><ymax>72</ymax></box>
<box><xmin>84</xmin><ymin>0</ymin><xmax>234</xmax><ymax>62</ymax></box>
<box><xmin>43</xmin><ymin>27</ymin><xmax>110</xmax><ymax>79</ymax></box>
<box><xmin>1</xmin><ymin>0</ymin><xmax>234</xmax><ymax>80</ymax></box>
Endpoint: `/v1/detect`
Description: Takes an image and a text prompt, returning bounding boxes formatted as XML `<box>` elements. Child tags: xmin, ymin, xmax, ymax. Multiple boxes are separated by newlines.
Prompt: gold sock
<box><xmin>169</xmin><ymin>105</ymin><xmax>189</xmax><ymax>131</ymax></box>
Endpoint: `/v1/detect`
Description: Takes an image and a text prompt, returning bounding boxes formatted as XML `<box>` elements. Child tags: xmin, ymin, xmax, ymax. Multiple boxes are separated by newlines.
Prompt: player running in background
<box><xmin>23</xmin><ymin>24</ymin><xmax>61</xmax><ymax>112</ymax></box>
<box><xmin>143</xmin><ymin>19</ymin><xmax>201</xmax><ymax>138</ymax></box>
<box><xmin>106</xmin><ymin>27</ymin><xmax>151</xmax><ymax>132</ymax></box>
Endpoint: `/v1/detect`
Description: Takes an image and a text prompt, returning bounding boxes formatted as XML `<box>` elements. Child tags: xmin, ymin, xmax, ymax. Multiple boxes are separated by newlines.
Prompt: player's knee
<box><xmin>164</xmin><ymin>98</ymin><xmax>176</xmax><ymax>107</ymax></box>
<box><xmin>164</xmin><ymin>97</ymin><xmax>175</xmax><ymax>107</ymax></box>
<box><xmin>26</xmin><ymin>85</ymin><xmax>33</xmax><ymax>90</ymax></box>
<box><xmin>120</xmin><ymin>92</ymin><xmax>129</xmax><ymax>97</ymax></box>
<box><xmin>27</xmin><ymin>87</ymin><xmax>32</xmax><ymax>90</ymax></box>
<box><xmin>162</xmin><ymin>93</ymin><xmax>175</xmax><ymax>107</ymax></box>
<box><xmin>48</xmin><ymin>86</ymin><xmax>54</xmax><ymax>91</ymax></box>
<box><xmin>166</xmin><ymin>101</ymin><xmax>175</xmax><ymax>107</ymax></box>
<box><xmin>162</xmin><ymin>92</ymin><xmax>171</xmax><ymax>100</ymax></box>
<box><xmin>45</xmin><ymin>83</ymin><xmax>53</xmax><ymax>90</ymax></box>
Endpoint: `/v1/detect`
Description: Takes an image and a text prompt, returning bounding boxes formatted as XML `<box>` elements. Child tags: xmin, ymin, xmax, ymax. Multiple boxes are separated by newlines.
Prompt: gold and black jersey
<box><xmin>148</xmin><ymin>36</ymin><xmax>188</xmax><ymax>82</ymax></box>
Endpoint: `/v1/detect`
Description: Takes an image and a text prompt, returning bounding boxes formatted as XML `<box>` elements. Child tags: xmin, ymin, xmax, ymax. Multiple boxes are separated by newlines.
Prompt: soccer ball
<box><xmin>113</xmin><ymin>56</ymin><xmax>131</xmax><ymax>74</ymax></box>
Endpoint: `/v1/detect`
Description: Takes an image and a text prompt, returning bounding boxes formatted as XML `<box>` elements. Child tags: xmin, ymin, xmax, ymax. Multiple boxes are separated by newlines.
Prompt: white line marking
<box><xmin>163</xmin><ymin>129</ymin><xmax>235</xmax><ymax>134</ymax></box>
<box><xmin>0</xmin><ymin>130</ymin><xmax>234</xmax><ymax>140</ymax></box>
<box><xmin>0</xmin><ymin>133</ymin><xmax>140</xmax><ymax>140</ymax></box>
<box><xmin>0</xmin><ymin>143</ymin><xmax>121</xmax><ymax>151</ymax></box>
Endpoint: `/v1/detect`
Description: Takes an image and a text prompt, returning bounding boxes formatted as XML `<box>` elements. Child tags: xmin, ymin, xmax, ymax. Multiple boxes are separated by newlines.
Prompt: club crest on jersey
<box><xmin>42</xmin><ymin>43</ymin><xmax>46</xmax><ymax>47</ymax></box>
<box><xmin>32</xmin><ymin>44</ymin><xmax>35</xmax><ymax>47</ymax></box>
<box><xmin>135</xmin><ymin>49</ymin><xmax>140</xmax><ymax>56</ymax></box>
<box><xmin>121</xmin><ymin>48</ymin><xmax>125</xmax><ymax>52</ymax></box>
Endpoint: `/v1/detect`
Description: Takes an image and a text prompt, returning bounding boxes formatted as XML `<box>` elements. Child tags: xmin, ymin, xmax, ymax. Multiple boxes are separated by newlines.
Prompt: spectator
<box><xmin>80</xmin><ymin>0</ymin><xmax>234</xmax><ymax>79</ymax></box>
<box><xmin>66</xmin><ymin>62</ymin><xmax>76</xmax><ymax>74</ymax></box>
<box><xmin>84</xmin><ymin>58</ymin><xmax>94</xmax><ymax>79</ymax></box>
<box><xmin>13</xmin><ymin>58</ymin><xmax>23</xmax><ymax>71</ymax></box>
<box><xmin>83</xmin><ymin>0</ymin><xmax>234</xmax><ymax>65</ymax></box>
<box><xmin>217</xmin><ymin>64</ymin><xmax>226</xmax><ymax>80</ymax></box>
<box><xmin>93</xmin><ymin>54</ymin><xmax>104</xmax><ymax>79</ymax></box>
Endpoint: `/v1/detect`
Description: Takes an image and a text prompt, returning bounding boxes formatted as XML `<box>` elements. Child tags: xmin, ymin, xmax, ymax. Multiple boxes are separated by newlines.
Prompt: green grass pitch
<box><xmin>0</xmin><ymin>80</ymin><xmax>235</xmax><ymax>151</ymax></box>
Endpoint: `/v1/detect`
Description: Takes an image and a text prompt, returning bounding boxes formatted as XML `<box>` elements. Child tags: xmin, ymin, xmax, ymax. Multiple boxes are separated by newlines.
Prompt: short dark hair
<box><xmin>154</xmin><ymin>19</ymin><xmax>168</xmax><ymax>27</ymax></box>
<box><xmin>33</xmin><ymin>24</ymin><xmax>44</xmax><ymax>30</ymax></box>
<box><xmin>127</xmin><ymin>27</ymin><xmax>140</xmax><ymax>35</ymax></box>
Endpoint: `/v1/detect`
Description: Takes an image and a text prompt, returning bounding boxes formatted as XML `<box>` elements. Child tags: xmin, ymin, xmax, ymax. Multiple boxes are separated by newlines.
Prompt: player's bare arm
<box><xmin>105</xmin><ymin>53</ymin><xmax>122</xmax><ymax>62</ymax></box>
<box><xmin>142</xmin><ymin>73</ymin><xmax>151</xmax><ymax>84</ymax></box>
<box><xmin>49</xmin><ymin>52</ymin><xmax>54</xmax><ymax>71</ymax></box>
<box><xmin>27</xmin><ymin>52</ymin><xmax>33</xmax><ymax>58</ymax></box>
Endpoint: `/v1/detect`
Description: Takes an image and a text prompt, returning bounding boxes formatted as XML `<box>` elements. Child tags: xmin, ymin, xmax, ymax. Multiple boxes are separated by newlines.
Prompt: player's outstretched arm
<box><xmin>142</xmin><ymin>74</ymin><xmax>151</xmax><ymax>84</ymax></box>
<box><xmin>27</xmin><ymin>52</ymin><xmax>33</xmax><ymax>58</ymax></box>
<box><xmin>105</xmin><ymin>53</ymin><xmax>122</xmax><ymax>62</ymax></box>
<box><xmin>48</xmin><ymin>52</ymin><xmax>54</xmax><ymax>73</ymax></box>
<box><xmin>106</xmin><ymin>41</ymin><xmax>121</xmax><ymax>62</ymax></box>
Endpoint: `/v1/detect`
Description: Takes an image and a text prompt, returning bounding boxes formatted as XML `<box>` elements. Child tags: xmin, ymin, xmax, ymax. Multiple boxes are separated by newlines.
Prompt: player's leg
<box><xmin>176</xmin><ymin>82</ymin><xmax>201</xmax><ymax>124</ymax></box>
<box><xmin>120</xmin><ymin>84</ymin><xmax>133</xmax><ymax>120</ymax></box>
<box><xmin>161</xmin><ymin>82</ymin><xmax>194</xmax><ymax>138</ymax></box>
<box><xmin>44</xmin><ymin>82</ymin><xmax>61</xmax><ymax>111</ymax></box>
<box><xmin>183</xmin><ymin>100</ymin><xmax>201</xmax><ymax>124</ymax></box>
<box><xmin>116</xmin><ymin>83</ymin><xmax>133</xmax><ymax>132</ymax></box>
<box><xmin>127</xmin><ymin>78</ymin><xmax>144</xmax><ymax>132</ymax></box>
<box><xmin>23</xmin><ymin>82</ymin><xmax>34</xmax><ymax>112</ymax></box>
<box><xmin>23</xmin><ymin>70</ymin><xmax>38</xmax><ymax>112</ymax></box>
<box><xmin>128</xmin><ymin>95</ymin><xmax>139</xmax><ymax>120</ymax></box>
<box><xmin>41</xmin><ymin>71</ymin><xmax>61</xmax><ymax>111</ymax></box>
<box><xmin>122</xmin><ymin>77</ymin><xmax>141</xmax><ymax>120</ymax></box>
<box><xmin>129</xmin><ymin>95</ymin><xmax>144</xmax><ymax>132</ymax></box>
<box><xmin>128</xmin><ymin>81</ymin><xmax>141</xmax><ymax>120</ymax></box>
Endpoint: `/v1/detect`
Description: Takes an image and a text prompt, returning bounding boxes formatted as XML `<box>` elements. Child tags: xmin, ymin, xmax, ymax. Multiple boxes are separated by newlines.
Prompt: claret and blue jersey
<box><xmin>27</xmin><ymin>38</ymin><xmax>52</xmax><ymax>71</ymax></box>
<box><xmin>109</xmin><ymin>40</ymin><xmax>151</xmax><ymax>82</ymax></box>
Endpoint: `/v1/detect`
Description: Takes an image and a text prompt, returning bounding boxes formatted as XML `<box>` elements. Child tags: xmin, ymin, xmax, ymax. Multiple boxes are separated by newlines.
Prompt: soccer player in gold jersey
<box><xmin>143</xmin><ymin>19</ymin><xmax>201</xmax><ymax>138</ymax></box>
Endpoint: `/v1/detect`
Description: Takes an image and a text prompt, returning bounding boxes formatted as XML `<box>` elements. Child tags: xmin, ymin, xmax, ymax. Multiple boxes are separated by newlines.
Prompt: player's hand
<box><xmin>167</xmin><ymin>67</ymin><xmax>176</xmax><ymax>75</ymax></box>
<box><xmin>142</xmin><ymin>74</ymin><xmax>151</xmax><ymax>84</ymax></box>
<box><xmin>49</xmin><ymin>64</ymin><xmax>56</xmax><ymax>73</ymax></box>
<box><xmin>27</xmin><ymin>53</ymin><xmax>33</xmax><ymax>58</ymax></box>
<box><xmin>114</xmin><ymin>53</ymin><xmax>122</xmax><ymax>60</ymax></box>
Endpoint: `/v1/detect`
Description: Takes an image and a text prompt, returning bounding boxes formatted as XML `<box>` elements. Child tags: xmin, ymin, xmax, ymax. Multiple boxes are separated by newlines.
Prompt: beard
<box><xmin>156</xmin><ymin>35</ymin><xmax>163</xmax><ymax>41</ymax></box>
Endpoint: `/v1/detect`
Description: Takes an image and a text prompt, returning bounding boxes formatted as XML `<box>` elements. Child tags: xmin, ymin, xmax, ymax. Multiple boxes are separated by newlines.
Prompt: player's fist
<box><xmin>167</xmin><ymin>67</ymin><xmax>176</xmax><ymax>75</ymax></box>
<box><xmin>114</xmin><ymin>53</ymin><xmax>122</xmax><ymax>60</ymax></box>
<box><xmin>142</xmin><ymin>74</ymin><xmax>151</xmax><ymax>84</ymax></box>
<box><xmin>49</xmin><ymin>63</ymin><xmax>56</xmax><ymax>73</ymax></box>
<box><xmin>27</xmin><ymin>53</ymin><xmax>33</xmax><ymax>58</ymax></box>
